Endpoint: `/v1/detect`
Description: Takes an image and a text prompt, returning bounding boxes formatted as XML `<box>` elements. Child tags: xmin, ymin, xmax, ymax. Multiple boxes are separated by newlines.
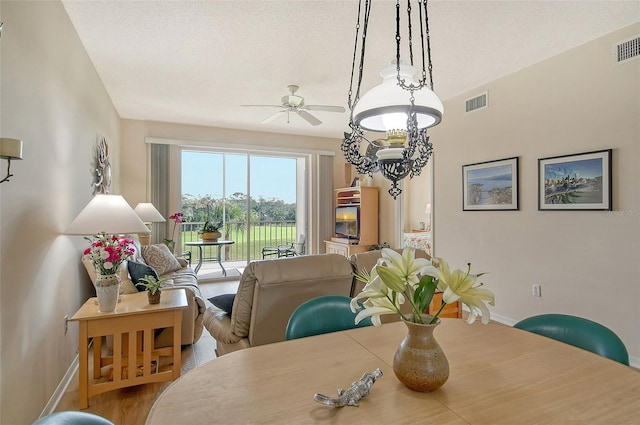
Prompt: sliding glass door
<box><xmin>181</xmin><ymin>150</ymin><xmax>305</xmax><ymax>268</ymax></box>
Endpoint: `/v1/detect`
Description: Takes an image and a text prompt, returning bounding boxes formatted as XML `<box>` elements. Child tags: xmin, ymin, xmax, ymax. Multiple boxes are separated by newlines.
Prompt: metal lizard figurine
<box><xmin>313</xmin><ymin>368</ymin><xmax>383</xmax><ymax>407</ymax></box>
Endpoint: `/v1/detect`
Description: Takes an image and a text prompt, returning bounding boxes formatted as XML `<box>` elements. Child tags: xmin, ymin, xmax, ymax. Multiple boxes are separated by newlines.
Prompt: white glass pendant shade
<box><xmin>353</xmin><ymin>61</ymin><xmax>444</xmax><ymax>132</ymax></box>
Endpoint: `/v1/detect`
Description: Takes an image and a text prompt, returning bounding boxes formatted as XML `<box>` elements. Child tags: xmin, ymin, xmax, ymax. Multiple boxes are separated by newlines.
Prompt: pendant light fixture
<box><xmin>341</xmin><ymin>0</ymin><xmax>443</xmax><ymax>199</ymax></box>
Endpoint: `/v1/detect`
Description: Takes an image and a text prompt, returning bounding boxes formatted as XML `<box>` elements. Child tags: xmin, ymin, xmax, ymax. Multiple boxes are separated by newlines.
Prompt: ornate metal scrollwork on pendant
<box><xmin>341</xmin><ymin>123</ymin><xmax>379</xmax><ymax>176</ymax></box>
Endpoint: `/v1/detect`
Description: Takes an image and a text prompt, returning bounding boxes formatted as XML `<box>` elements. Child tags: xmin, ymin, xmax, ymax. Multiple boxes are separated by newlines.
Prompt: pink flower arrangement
<box><xmin>164</xmin><ymin>212</ymin><xmax>184</xmax><ymax>245</ymax></box>
<box><xmin>83</xmin><ymin>233</ymin><xmax>135</xmax><ymax>276</ymax></box>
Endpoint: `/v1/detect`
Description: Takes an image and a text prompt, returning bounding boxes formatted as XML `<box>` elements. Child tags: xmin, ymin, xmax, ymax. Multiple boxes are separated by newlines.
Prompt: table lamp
<box><xmin>134</xmin><ymin>202</ymin><xmax>166</xmax><ymax>245</ymax></box>
<box><xmin>67</xmin><ymin>194</ymin><xmax>150</xmax><ymax>236</ymax></box>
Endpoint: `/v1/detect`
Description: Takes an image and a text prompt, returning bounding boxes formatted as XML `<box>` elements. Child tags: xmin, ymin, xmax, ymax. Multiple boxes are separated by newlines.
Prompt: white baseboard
<box><xmin>39</xmin><ymin>354</ymin><xmax>79</xmax><ymax>419</ymax></box>
<box><xmin>489</xmin><ymin>312</ymin><xmax>518</xmax><ymax>327</ymax></box>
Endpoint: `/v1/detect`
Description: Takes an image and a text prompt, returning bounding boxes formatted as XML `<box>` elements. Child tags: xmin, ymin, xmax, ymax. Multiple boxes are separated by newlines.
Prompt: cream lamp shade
<box><xmin>67</xmin><ymin>194</ymin><xmax>150</xmax><ymax>235</ymax></box>
<box><xmin>133</xmin><ymin>202</ymin><xmax>165</xmax><ymax>245</ymax></box>
<box><xmin>0</xmin><ymin>138</ymin><xmax>23</xmax><ymax>159</ymax></box>
<box><xmin>134</xmin><ymin>203</ymin><xmax>166</xmax><ymax>223</ymax></box>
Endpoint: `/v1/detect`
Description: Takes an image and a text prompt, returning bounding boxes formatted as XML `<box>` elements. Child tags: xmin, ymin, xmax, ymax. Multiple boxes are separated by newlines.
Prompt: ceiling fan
<box><xmin>241</xmin><ymin>85</ymin><xmax>345</xmax><ymax>126</ymax></box>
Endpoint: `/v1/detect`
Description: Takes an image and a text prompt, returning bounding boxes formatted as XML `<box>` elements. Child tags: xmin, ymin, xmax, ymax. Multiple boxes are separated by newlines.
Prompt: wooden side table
<box><xmin>70</xmin><ymin>289</ymin><xmax>188</xmax><ymax>409</ymax></box>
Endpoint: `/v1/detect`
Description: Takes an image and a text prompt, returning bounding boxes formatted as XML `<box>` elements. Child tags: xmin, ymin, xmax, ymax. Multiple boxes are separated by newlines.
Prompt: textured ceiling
<box><xmin>62</xmin><ymin>0</ymin><xmax>640</xmax><ymax>139</ymax></box>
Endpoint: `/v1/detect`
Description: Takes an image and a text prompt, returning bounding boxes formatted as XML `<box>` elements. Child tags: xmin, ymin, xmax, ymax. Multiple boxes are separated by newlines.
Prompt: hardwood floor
<box><xmin>54</xmin><ymin>278</ymin><xmax>240</xmax><ymax>425</ymax></box>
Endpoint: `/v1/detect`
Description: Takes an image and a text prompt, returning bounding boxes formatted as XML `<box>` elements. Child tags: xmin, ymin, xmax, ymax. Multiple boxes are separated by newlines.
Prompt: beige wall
<box><xmin>0</xmin><ymin>1</ymin><xmax>121</xmax><ymax>423</ymax></box>
<box><xmin>431</xmin><ymin>23</ymin><xmax>640</xmax><ymax>364</ymax></box>
<box><xmin>119</xmin><ymin>119</ymin><xmax>344</xmax><ymax>204</ymax></box>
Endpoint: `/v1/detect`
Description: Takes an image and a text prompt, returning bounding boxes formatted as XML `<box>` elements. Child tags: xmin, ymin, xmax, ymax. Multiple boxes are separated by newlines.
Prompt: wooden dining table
<box><xmin>146</xmin><ymin>319</ymin><xmax>640</xmax><ymax>425</ymax></box>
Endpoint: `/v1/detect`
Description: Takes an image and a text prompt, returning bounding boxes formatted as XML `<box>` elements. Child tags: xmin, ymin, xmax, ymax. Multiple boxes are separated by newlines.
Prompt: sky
<box><xmin>181</xmin><ymin>151</ymin><xmax>297</xmax><ymax>203</ymax></box>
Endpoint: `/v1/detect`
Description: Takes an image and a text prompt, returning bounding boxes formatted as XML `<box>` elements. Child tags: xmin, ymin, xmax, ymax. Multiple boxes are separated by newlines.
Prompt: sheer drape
<box><xmin>150</xmin><ymin>143</ymin><xmax>169</xmax><ymax>243</ymax></box>
<box><xmin>318</xmin><ymin>155</ymin><xmax>334</xmax><ymax>251</ymax></box>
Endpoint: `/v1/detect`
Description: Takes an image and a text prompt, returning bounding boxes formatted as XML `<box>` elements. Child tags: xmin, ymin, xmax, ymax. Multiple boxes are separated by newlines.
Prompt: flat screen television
<box><xmin>335</xmin><ymin>206</ymin><xmax>359</xmax><ymax>240</ymax></box>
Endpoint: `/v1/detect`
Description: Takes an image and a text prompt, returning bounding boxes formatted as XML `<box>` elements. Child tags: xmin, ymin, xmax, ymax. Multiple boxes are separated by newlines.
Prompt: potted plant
<box><xmin>199</xmin><ymin>220</ymin><xmax>222</xmax><ymax>241</ymax></box>
<box><xmin>138</xmin><ymin>275</ymin><xmax>168</xmax><ymax>304</ymax></box>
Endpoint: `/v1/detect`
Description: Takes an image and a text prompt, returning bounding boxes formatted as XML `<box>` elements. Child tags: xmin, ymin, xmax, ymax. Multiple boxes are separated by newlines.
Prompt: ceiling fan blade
<box><xmin>241</xmin><ymin>104</ymin><xmax>283</xmax><ymax>108</ymax></box>
<box><xmin>305</xmin><ymin>105</ymin><xmax>346</xmax><ymax>113</ymax></box>
<box><xmin>297</xmin><ymin>110</ymin><xmax>322</xmax><ymax>126</ymax></box>
<box><xmin>260</xmin><ymin>111</ymin><xmax>286</xmax><ymax>124</ymax></box>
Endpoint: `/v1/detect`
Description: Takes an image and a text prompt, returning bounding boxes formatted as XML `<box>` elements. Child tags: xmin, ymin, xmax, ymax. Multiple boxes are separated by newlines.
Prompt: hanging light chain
<box><xmin>407</xmin><ymin>0</ymin><xmax>415</xmax><ymax>67</ymax></box>
<box><xmin>396</xmin><ymin>0</ymin><xmax>436</xmax><ymax>92</ymax></box>
<box><xmin>348</xmin><ymin>0</ymin><xmax>373</xmax><ymax>112</ymax></box>
<box><xmin>347</xmin><ymin>0</ymin><xmax>362</xmax><ymax>110</ymax></box>
<box><xmin>395</xmin><ymin>1</ymin><xmax>402</xmax><ymax>76</ymax></box>
<box><xmin>421</xmin><ymin>0</ymin><xmax>434</xmax><ymax>90</ymax></box>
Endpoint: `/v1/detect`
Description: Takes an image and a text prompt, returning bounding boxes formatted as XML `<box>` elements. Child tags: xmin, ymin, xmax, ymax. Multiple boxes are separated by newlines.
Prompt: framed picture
<box><xmin>538</xmin><ymin>149</ymin><xmax>612</xmax><ymax>210</ymax></box>
<box><xmin>462</xmin><ymin>157</ymin><xmax>519</xmax><ymax>211</ymax></box>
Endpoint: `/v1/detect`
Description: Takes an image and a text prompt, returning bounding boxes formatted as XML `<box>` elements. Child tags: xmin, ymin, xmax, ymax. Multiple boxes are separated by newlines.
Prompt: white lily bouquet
<box><xmin>350</xmin><ymin>248</ymin><xmax>495</xmax><ymax>326</ymax></box>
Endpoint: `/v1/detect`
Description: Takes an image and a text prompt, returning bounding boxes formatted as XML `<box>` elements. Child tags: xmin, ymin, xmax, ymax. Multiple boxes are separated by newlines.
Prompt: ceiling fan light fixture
<box><xmin>242</xmin><ymin>84</ymin><xmax>344</xmax><ymax>126</ymax></box>
<box><xmin>353</xmin><ymin>61</ymin><xmax>443</xmax><ymax>132</ymax></box>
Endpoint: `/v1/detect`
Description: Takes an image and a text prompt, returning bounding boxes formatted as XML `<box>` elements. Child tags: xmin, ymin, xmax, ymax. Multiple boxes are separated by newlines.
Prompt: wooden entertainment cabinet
<box><xmin>325</xmin><ymin>186</ymin><xmax>379</xmax><ymax>257</ymax></box>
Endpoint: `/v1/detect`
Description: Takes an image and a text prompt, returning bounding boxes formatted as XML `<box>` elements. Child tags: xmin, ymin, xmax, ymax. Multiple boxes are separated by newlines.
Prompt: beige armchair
<box><xmin>204</xmin><ymin>254</ymin><xmax>354</xmax><ymax>355</ymax></box>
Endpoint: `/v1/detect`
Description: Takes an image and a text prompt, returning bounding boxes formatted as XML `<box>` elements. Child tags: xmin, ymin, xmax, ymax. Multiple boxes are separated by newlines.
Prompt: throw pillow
<box><xmin>141</xmin><ymin>244</ymin><xmax>182</xmax><ymax>276</ymax></box>
<box><xmin>128</xmin><ymin>261</ymin><xmax>160</xmax><ymax>292</ymax></box>
<box><xmin>208</xmin><ymin>294</ymin><xmax>235</xmax><ymax>316</ymax></box>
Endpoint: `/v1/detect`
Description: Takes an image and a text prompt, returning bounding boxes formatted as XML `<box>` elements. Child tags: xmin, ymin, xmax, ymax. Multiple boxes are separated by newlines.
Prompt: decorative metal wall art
<box><xmin>93</xmin><ymin>135</ymin><xmax>112</xmax><ymax>194</ymax></box>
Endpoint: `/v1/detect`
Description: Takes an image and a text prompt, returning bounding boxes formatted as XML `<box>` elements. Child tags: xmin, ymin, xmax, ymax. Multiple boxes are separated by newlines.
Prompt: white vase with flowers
<box><xmin>83</xmin><ymin>233</ymin><xmax>135</xmax><ymax>312</ymax></box>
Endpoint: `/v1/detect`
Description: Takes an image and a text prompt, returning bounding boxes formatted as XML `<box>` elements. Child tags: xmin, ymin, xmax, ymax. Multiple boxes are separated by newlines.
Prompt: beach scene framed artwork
<box><xmin>463</xmin><ymin>157</ymin><xmax>519</xmax><ymax>211</ymax></box>
<box><xmin>538</xmin><ymin>149</ymin><xmax>612</xmax><ymax>211</ymax></box>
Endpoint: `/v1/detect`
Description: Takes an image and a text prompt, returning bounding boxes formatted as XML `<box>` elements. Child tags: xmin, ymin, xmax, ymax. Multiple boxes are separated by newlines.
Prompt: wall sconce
<box><xmin>0</xmin><ymin>138</ymin><xmax>24</xmax><ymax>184</ymax></box>
<box><xmin>134</xmin><ymin>202</ymin><xmax>166</xmax><ymax>245</ymax></box>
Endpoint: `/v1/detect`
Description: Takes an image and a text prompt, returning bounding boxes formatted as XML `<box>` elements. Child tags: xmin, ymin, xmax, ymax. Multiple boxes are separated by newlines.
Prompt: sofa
<box><xmin>82</xmin><ymin>239</ymin><xmax>206</xmax><ymax>346</ymax></box>
<box><xmin>203</xmin><ymin>254</ymin><xmax>355</xmax><ymax>355</ymax></box>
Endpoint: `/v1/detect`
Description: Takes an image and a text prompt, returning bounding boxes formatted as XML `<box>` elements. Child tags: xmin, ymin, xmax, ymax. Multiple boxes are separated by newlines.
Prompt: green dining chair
<box><xmin>285</xmin><ymin>295</ymin><xmax>372</xmax><ymax>340</ymax></box>
<box><xmin>514</xmin><ymin>314</ymin><xmax>629</xmax><ymax>365</ymax></box>
<box><xmin>32</xmin><ymin>411</ymin><xmax>114</xmax><ymax>425</ymax></box>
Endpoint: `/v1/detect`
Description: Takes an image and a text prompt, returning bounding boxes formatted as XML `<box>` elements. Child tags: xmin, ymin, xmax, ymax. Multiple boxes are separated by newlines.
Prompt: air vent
<box><xmin>465</xmin><ymin>92</ymin><xmax>488</xmax><ymax>113</ymax></box>
<box><xmin>614</xmin><ymin>34</ymin><xmax>640</xmax><ymax>64</ymax></box>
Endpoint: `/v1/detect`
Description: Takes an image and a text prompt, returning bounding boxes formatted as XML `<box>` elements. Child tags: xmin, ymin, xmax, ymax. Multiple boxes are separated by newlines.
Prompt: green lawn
<box><xmin>178</xmin><ymin>223</ymin><xmax>298</xmax><ymax>262</ymax></box>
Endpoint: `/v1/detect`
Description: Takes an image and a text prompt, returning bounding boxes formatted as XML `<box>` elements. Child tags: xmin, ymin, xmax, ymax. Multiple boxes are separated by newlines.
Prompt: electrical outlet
<box><xmin>532</xmin><ymin>284</ymin><xmax>542</xmax><ymax>297</ymax></box>
<box><xmin>64</xmin><ymin>315</ymin><xmax>69</xmax><ymax>335</ymax></box>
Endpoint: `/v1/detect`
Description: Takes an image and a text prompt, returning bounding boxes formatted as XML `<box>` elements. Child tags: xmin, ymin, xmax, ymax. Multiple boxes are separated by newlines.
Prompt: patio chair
<box><xmin>262</xmin><ymin>234</ymin><xmax>305</xmax><ymax>259</ymax></box>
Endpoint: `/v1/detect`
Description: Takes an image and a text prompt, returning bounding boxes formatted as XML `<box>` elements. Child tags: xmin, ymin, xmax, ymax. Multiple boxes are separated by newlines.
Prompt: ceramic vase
<box><xmin>147</xmin><ymin>290</ymin><xmax>161</xmax><ymax>305</ymax></box>
<box><xmin>393</xmin><ymin>315</ymin><xmax>449</xmax><ymax>392</ymax></box>
<box><xmin>95</xmin><ymin>273</ymin><xmax>121</xmax><ymax>312</ymax></box>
